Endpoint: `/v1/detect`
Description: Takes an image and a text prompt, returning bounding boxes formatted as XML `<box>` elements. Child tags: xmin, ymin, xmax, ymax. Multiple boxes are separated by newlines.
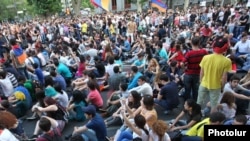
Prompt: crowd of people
<box><xmin>0</xmin><ymin>1</ymin><xmax>250</xmax><ymax>141</ymax></box>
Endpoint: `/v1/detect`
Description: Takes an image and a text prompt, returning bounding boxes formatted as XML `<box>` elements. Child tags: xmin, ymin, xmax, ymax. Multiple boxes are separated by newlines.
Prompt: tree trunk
<box><xmin>137</xmin><ymin>0</ymin><xmax>142</xmax><ymax>12</ymax></box>
<box><xmin>72</xmin><ymin>0</ymin><xmax>82</xmax><ymax>15</ymax></box>
<box><xmin>184</xmin><ymin>0</ymin><xmax>189</xmax><ymax>11</ymax></box>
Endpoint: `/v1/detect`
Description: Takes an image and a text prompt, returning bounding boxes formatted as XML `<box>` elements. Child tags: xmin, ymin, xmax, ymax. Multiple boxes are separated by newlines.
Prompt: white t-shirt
<box><xmin>0</xmin><ymin>77</ymin><xmax>14</xmax><ymax>97</ymax></box>
<box><xmin>149</xmin><ymin>130</ymin><xmax>171</xmax><ymax>141</ymax></box>
<box><xmin>53</xmin><ymin>91</ymin><xmax>69</xmax><ymax>108</ymax></box>
<box><xmin>133</xmin><ymin>128</ymin><xmax>149</xmax><ymax>141</ymax></box>
<box><xmin>37</xmin><ymin>52</ymin><xmax>47</xmax><ymax>66</ymax></box>
<box><xmin>105</xmin><ymin>64</ymin><xmax>119</xmax><ymax>77</ymax></box>
<box><xmin>0</xmin><ymin>129</ymin><xmax>19</xmax><ymax>141</ymax></box>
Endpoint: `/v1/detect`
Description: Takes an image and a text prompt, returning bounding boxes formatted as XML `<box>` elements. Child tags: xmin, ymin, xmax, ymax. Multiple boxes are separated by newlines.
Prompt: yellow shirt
<box><xmin>186</xmin><ymin>118</ymin><xmax>210</xmax><ymax>138</ymax></box>
<box><xmin>81</xmin><ymin>23</ymin><xmax>88</xmax><ymax>33</ymax></box>
<box><xmin>110</xmin><ymin>24</ymin><xmax>115</xmax><ymax>34</ymax></box>
<box><xmin>200</xmin><ymin>54</ymin><xmax>232</xmax><ymax>89</ymax></box>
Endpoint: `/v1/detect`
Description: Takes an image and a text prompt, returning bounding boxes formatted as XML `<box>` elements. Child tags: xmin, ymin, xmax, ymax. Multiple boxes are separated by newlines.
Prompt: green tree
<box><xmin>81</xmin><ymin>0</ymin><xmax>94</xmax><ymax>9</ymax></box>
<box><xmin>27</xmin><ymin>0</ymin><xmax>62</xmax><ymax>17</ymax></box>
<box><xmin>0</xmin><ymin>0</ymin><xmax>24</xmax><ymax>21</ymax></box>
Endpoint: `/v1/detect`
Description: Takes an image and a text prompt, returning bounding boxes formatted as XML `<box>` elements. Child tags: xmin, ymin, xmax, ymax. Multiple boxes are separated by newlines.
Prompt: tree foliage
<box><xmin>27</xmin><ymin>0</ymin><xmax>62</xmax><ymax>16</ymax></box>
<box><xmin>82</xmin><ymin>0</ymin><xmax>94</xmax><ymax>9</ymax></box>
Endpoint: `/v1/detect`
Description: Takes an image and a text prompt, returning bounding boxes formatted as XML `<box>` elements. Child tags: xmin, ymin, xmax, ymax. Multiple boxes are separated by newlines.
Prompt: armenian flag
<box><xmin>151</xmin><ymin>0</ymin><xmax>167</xmax><ymax>13</ymax></box>
<box><xmin>90</xmin><ymin>0</ymin><xmax>110</xmax><ymax>12</ymax></box>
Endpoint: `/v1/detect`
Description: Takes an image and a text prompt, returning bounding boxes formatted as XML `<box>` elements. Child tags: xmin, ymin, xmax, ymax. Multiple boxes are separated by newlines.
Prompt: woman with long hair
<box><xmin>0</xmin><ymin>111</ymin><xmax>25</xmax><ymax>140</ymax></box>
<box><xmin>169</xmin><ymin>99</ymin><xmax>202</xmax><ymax>133</ymax></box>
<box><xmin>67</xmin><ymin>90</ymin><xmax>87</xmax><ymax>121</ymax></box>
<box><xmin>104</xmin><ymin>91</ymin><xmax>142</xmax><ymax>127</ymax></box>
<box><xmin>29</xmin><ymin>97</ymin><xmax>66</xmax><ymax>139</ymax></box>
<box><xmin>102</xmin><ymin>44</ymin><xmax>114</xmax><ymax>62</ymax></box>
<box><xmin>216</xmin><ymin>92</ymin><xmax>236</xmax><ymax>120</ymax></box>
<box><xmin>75</xmin><ymin>55</ymin><xmax>86</xmax><ymax>78</ymax></box>
<box><xmin>149</xmin><ymin>120</ymin><xmax>171</xmax><ymax>141</ymax></box>
<box><xmin>145</xmin><ymin>58</ymin><xmax>161</xmax><ymax>84</ymax></box>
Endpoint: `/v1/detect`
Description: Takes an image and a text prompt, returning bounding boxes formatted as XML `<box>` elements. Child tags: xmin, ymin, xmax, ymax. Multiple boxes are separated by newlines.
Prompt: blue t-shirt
<box><xmin>33</xmin><ymin>57</ymin><xmax>41</xmax><ymax>68</ymax></box>
<box><xmin>133</xmin><ymin>59</ymin><xmax>144</xmax><ymax>67</ymax></box>
<box><xmin>57</xmin><ymin>63</ymin><xmax>72</xmax><ymax>78</ymax></box>
<box><xmin>128</xmin><ymin>72</ymin><xmax>143</xmax><ymax>90</ymax></box>
<box><xmin>15</xmin><ymin>85</ymin><xmax>32</xmax><ymax>109</ymax></box>
<box><xmin>86</xmin><ymin>114</ymin><xmax>107</xmax><ymax>141</ymax></box>
<box><xmin>53</xmin><ymin>75</ymin><xmax>67</xmax><ymax>90</ymax></box>
<box><xmin>159</xmin><ymin>48</ymin><xmax>168</xmax><ymax>60</ymax></box>
<box><xmin>35</xmin><ymin>68</ymin><xmax>44</xmax><ymax>86</ymax></box>
<box><xmin>160</xmin><ymin>82</ymin><xmax>179</xmax><ymax>107</ymax></box>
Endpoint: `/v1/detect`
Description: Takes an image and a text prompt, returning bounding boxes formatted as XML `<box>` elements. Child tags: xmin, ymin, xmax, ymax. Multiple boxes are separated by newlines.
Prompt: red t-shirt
<box><xmin>88</xmin><ymin>89</ymin><xmax>103</xmax><ymax>108</ymax></box>
<box><xmin>76</xmin><ymin>62</ymin><xmax>86</xmax><ymax>77</ymax></box>
<box><xmin>200</xmin><ymin>27</ymin><xmax>212</xmax><ymax>37</ymax></box>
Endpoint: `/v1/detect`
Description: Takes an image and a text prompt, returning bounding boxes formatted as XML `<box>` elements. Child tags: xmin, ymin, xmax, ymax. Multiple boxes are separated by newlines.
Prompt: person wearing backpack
<box><xmin>9</xmin><ymin>38</ymin><xmax>29</xmax><ymax>79</ymax></box>
<box><xmin>35</xmin><ymin>116</ymin><xmax>63</xmax><ymax>141</ymax></box>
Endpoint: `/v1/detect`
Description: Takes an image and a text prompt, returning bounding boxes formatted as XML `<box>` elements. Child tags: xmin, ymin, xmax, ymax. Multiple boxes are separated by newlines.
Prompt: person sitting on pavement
<box><xmin>127</xmin><ymin>66</ymin><xmax>143</xmax><ymax>90</ymax></box>
<box><xmin>86</xmin><ymin>80</ymin><xmax>103</xmax><ymax>111</ymax></box>
<box><xmin>129</xmin><ymin>75</ymin><xmax>153</xmax><ymax>96</ymax></box>
<box><xmin>149</xmin><ymin>120</ymin><xmax>171</xmax><ymax>141</ymax></box>
<box><xmin>182</xmin><ymin>112</ymin><xmax>226</xmax><ymax>141</ymax></box>
<box><xmin>33</xmin><ymin>116</ymin><xmax>63</xmax><ymax>141</ymax></box>
<box><xmin>104</xmin><ymin>90</ymin><xmax>141</xmax><ymax>127</ymax></box>
<box><xmin>168</xmin><ymin>99</ymin><xmax>202</xmax><ymax>134</ymax></box>
<box><xmin>154</xmin><ymin>74</ymin><xmax>180</xmax><ymax>114</ymax></box>
<box><xmin>29</xmin><ymin>97</ymin><xmax>66</xmax><ymax>140</ymax></box>
<box><xmin>70</xmin><ymin>105</ymin><xmax>107</xmax><ymax>141</ymax></box>
<box><xmin>66</xmin><ymin>90</ymin><xmax>87</xmax><ymax>122</ymax></box>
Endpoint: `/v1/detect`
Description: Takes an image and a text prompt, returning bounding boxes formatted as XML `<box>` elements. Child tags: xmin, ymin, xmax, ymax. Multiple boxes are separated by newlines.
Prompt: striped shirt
<box><xmin>7</xmin><ymin>72</ymin><xmax>18</xmax><ymax>88</ymax></box>
<box><xmin>184</xmin><ymin>49</ymin><xmax>208</xmax><ymax>75</ymax></box>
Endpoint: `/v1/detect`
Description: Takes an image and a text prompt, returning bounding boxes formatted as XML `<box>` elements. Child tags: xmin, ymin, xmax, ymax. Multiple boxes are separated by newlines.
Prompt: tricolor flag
<box><xmin>90</xmin><ymin>0</ymin><xmax>110</xmax><ymax>12</ymax></box>
<box><xmin>151</xmin><ymin>0</ymin><xmax>167</xmax><ymax>13</ymax></box>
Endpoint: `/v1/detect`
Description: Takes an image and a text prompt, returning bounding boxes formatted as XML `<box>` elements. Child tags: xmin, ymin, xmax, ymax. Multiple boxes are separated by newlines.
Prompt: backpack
<box><xmin>56</xmin><ymin>103</ymin><xmax>70</xmax><ymax>122</ymax></box>
<box><xmin>40</xmin><ymin>128</ymin><xmax>62</xmax><ymax>141</ymax></box>
<box><xmin>12</xmin><ymin>46</ymin><xmax>27</xmax><ymax>65</ymax></box>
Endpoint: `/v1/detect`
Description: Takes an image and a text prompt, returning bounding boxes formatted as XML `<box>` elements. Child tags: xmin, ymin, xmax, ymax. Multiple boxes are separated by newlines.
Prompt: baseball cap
<box><xmin>82</xmin><ymin>105</ymin><xmax>96</xmax><ymax>115</ymax></box>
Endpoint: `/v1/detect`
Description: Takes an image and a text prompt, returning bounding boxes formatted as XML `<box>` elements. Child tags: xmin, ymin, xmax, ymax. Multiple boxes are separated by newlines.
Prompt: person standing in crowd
<box><xmin>9</xmin><ymin>38</ymin><xmax>29</xmax><ymax>79</ymax></box>
<box><xmin>197</xmin><ymin>37</ymin><xmax>232</xmax><ymax>114</ymax></box>
<box><xmin>127</xmin><ymin>17</ymin><xmax>137</xmax><ymax>43</ymax></box>
<box><xmin>182</xmin><ymin>36</ymin><xmax>208</xmax><ymax>101</ymax></box>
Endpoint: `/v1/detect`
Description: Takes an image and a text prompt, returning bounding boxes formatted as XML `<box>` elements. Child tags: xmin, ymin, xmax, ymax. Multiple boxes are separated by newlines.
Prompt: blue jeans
<box><xmin>117</xmin><ymin>130</ymin><xmax>133</xmax><ymax>141</ymax></box>
<box><xmin>81</xmin><ymin>129</ymin><xmax>98</xmax><ymax>141</ymax></box>
<box><xmin>154</xmin><ymin>99</ymin><xmax>179</xmax><ymax>111</ymax></box>
<box><xmin>235</xmin><ymin>90</ymin><xmax>250</xmax><ymax>114</ymax></box>
<box><xmin>234</xmin><ymin>26</ymin><xmax>245</xmax><ymax>38</ymax></box>
<box><xmin>183</xmin><ymin>74</ymin><xmax>200</xmax><ymax>101</ymax></box>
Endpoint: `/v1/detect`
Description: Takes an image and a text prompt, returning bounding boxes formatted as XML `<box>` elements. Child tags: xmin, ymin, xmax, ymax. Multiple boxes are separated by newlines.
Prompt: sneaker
<box><xmin>28</xmin><ymin>135</ymin><xmax>38</xmax><ymax>141</ymax></box>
